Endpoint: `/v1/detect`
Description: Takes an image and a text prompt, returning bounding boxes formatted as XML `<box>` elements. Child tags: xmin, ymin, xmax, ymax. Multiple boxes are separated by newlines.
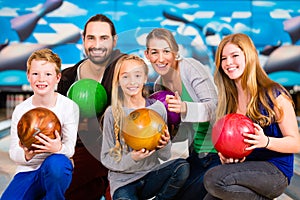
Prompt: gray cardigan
<box><xmin>155</xmin><ymin>57</ymin><xmax>217</xmax><ymax>123</ymax></box>
<box><xmin>155</xmin><ymin>57</ymin><xmax>218</xmax><ymax>145</ymax></box>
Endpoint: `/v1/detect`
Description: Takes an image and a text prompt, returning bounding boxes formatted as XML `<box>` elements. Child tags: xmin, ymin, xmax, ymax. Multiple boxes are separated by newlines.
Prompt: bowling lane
<box><xmin>0</xmin><ymin>120</ymin><xmax>10</xmax><ymax>140</ymax></box>
<box><xmin>284</xmin><ymin>154</ymin><xmax>300</xmax><ymax>199</ymax></box>
<box><xmin>0</xmin><ymin>117</ymin><xmax>17</xmax><ymax>197</ymax></box>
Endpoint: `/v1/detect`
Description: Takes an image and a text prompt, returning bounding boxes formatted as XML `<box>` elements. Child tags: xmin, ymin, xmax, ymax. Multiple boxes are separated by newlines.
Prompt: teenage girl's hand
<box><xmin>218</xmin><ymin>152</ymin><xmax>246</xmax><ymax>164</ymax></box>
<box><xmin>243</xmin><ymin>123</ymin><xmax>270</xmax><ymax>150</ymax></box>
<box><xmin>166</xmin><ymin>91</ymin><xmax>187</xmax><ymax>114</ymax></box>
<box><xmin>157</xmin><ymin>127</ymin><xmax>170</xmax><ymax>149</ymax></box>
<box><xmin>31</xmin><ymin>130</ymin><xmax>62</xmax><ymax>154</ymax></box>
<box><xmin>131</xmin><ymin>148</ymin><xmax>155</xmax><ymax>161</ymax></box>
<box><xmin>19</xmin><ymin>141</ymin><xmax>36</xmax><ymax>161</ymax></box>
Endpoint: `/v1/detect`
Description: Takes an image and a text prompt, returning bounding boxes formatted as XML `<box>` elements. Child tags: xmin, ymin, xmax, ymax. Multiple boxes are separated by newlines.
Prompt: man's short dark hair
<box><xmin>82</xmin><ymin>14</ymin><xmax>116</xmax><ymax>37</ymax></box>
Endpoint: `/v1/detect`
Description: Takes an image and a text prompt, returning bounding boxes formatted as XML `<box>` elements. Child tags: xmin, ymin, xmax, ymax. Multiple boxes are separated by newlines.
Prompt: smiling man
<box><xmin>57</xmin><ymin>14</ymin><xmax>125</xmax><ymax>200</ymax></box>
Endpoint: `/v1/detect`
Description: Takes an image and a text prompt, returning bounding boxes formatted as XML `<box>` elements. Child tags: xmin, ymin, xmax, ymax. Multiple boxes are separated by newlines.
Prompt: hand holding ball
<box><xmin>212</xmin><ymin>113</ymin><xmax>255</xmax><ymax>159</ymax></box>
<box><xmin>17</xmin><ymin>107</ymin><xmax>61</xmax><ymax>150</ymax></box>
<box><xmin>149</xmin><ymin>90</ymin><xmax>181</xmax><ymax>128</ymax></box>
<box><xmin>122</xmin><ymin>108</ymin><xmax>167</xmax><ymax>150</ymax></box>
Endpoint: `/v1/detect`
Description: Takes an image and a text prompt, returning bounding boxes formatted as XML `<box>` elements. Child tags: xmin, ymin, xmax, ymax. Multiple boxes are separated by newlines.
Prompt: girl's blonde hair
<box><xmin>27</xmin><ymin>48</ymin><xmax>61</xmax><ymax>74</ymax></box>
<box><xmin>214</xmin><ymin>33</ymin><xmax>293</xmax><ymax>126</ymax></box>
<box><xmin>109</xmin><ymin>54</ymin><xmax>149</xmax><ymax>161</ymax></box>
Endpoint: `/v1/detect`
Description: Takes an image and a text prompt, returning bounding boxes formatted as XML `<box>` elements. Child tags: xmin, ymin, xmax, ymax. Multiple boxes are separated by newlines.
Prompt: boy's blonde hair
<box><xmin>27</xmin><ymin>48</ymin><xmax>61</xmax><ymax>74</ymax></box>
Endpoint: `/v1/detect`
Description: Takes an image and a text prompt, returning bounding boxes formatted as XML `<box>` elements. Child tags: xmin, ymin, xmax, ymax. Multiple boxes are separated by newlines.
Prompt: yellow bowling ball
<box><xmin>122</xmin><ymin>108</ymin><xmax>166</xmax><ymax>150</ymax></box>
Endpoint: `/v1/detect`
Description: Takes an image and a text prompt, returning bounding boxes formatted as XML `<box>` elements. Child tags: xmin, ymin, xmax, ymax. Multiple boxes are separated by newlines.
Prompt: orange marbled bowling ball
<box><xmin>122</xmin><ymin>108</ymin><xmax>166</xmax><ymax>150</ymax></box>
<box><xmin>17</xmin><ymin>107</ymin><xmax>61</xmax><ymax>150</ymax></box>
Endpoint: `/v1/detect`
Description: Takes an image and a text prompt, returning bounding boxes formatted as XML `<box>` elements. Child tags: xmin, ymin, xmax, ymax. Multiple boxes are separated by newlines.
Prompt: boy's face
<box><xmin>27</xmin><ymin>59</ymin><xmax>61</xmax><ymax>95</ymax></box>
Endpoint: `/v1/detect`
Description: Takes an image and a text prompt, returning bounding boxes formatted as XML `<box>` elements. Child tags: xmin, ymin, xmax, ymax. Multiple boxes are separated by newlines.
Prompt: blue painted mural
<box><xmin>0</xmin><ymin>0</ymin><xmax>300</xmax><ymax>88</ymax></box>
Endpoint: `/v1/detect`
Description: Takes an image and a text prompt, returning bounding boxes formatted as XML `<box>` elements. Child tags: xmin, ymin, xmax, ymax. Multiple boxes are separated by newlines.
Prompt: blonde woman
<box><xmin>145</xmin><ymin>28</ymin><xmax>219</xmax><ymax>200</ymax></box>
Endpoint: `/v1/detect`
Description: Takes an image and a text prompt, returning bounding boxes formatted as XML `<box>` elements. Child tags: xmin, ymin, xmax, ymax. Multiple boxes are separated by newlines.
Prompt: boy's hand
<box><xmin>19</xmin><ymin>141</ymin><xmax>36</xmax><ymax>161</ymax></box>
<box><xmin>31</xmin><ymin>130</ymin><xmax>62</xmax><ymax>153</ymax></box>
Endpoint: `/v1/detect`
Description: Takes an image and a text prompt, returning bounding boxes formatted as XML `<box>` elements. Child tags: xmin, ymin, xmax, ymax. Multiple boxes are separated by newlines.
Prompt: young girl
<box><xmin>1</xmin><ymin>48</ymin><xmax>79</xmax><ymax>199</ymax></box>
<box><xmin>203</xmin><ymin>33</ymin><xmax>300</xmax><ymax>199</ymax></box>
<box><xmin>101</xmin><ymin>54</ymin><xmax>189</xmax><ymax>200</ymax></box>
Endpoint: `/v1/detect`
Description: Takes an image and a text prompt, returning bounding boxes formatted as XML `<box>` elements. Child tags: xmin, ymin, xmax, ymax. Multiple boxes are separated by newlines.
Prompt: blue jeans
<box><xmin>113</xmin><ymin>158</ymin><xmax>189</xmax><ymax>200</ymax></box>
<box><xmin>174</xmin><ymin>152</ymin><xmax>221</xmax><ymax>200</ymax></box>
<box><xmin>203</xmin><ymin>161</ymin><xmax>288</xmax><ymax>200</ymax></box>
<box><xmin>1</xmin><ymin>154</ymin><xmax>73</xmax><ymax>200</ymax></box>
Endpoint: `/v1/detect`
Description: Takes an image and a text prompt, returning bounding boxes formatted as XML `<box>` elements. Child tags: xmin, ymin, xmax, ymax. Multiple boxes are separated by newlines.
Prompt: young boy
<box><xmin>1</xmin><ymin>48</ymin><xmax>79</xmax><ymax>200</ymax></box>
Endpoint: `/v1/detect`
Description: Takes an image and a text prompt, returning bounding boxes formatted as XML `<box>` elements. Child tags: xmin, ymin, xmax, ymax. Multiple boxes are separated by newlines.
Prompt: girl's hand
<box><xmin>19</xmin><ymin>141</ymin><xmax>36</xmax><ymax>161</ymax></box>
<box><xmin>157</xmin><ymin>127</ymin><xmax>170</xmax><ymax>149</ymax></box>
<box><xmin>31</xmin><ymin>130</ymin><xmax>62</xmax><ymax>154</ymax></box>
<box><xmin>131</xmin><ymin>148</ymin><xmax>155</xmax><ymax>161</ymax></box>
<box><xmin>218</xmin><ymin>152</ymin><xmax>246</xmax><ymax>164</ymax></box>
<box><xmin>166</xmin><ymin>91</ymin><xmax>186</xmax><ymax>114</ymax></box>
<box><xmin>244</xmin><ymin>123</ymin><xmax>269</xmax><ymax>150</ymax></box>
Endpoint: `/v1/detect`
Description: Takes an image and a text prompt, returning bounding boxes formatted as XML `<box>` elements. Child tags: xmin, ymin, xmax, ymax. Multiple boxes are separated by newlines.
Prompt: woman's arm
<box><xmin>268</xmin><ymin>94</ymin><xmax>300</xmax><ymax>153</ymax></box>
<box><xmin>173</xmin><ymin>58</ymin><xmax>218</xmax><ymax>123</ymax></box>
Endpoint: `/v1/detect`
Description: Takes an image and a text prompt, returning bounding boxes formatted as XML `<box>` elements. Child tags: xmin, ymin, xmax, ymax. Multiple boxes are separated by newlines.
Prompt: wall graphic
<box><xmin>1</xmin><ymin>0</ymin><xmax>300</xmax><ymax>89</ymax></box>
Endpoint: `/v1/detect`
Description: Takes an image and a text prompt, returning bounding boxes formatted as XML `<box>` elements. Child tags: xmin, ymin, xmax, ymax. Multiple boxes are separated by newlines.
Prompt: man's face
<box><xmin>83</xmin><ymin>21</ymin><xmax>117</xmax><ymax>66</ymax></box>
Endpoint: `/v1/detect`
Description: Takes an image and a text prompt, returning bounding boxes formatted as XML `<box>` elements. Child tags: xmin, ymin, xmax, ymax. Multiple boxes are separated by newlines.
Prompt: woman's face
<box><xmin>118</xmin><ymin>60</ymin><xmax>147</xmax><ymax>98</ymax></box>
<box><xmin>145</xmin><ymin>38</ymin><xmax>177</xmax><ymax>76</ymax></box>
<box><xmin>221</xmin><ymin>43</ymin><xmax>246</xmax><ymax>81</ymax></box>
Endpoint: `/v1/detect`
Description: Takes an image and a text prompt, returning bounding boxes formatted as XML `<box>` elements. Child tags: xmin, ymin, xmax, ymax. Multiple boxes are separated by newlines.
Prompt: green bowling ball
<box><xmin>67</xmin><ymin>79</ymin><xmax>107</xmax><ymax>118</ymax></box>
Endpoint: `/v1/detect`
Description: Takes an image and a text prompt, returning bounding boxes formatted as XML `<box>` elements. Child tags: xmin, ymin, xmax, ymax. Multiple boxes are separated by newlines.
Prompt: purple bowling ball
<box><xmin>149</xmin><ymin>90</ymin><xmax>181</xmax><ymax>127</ymax></box>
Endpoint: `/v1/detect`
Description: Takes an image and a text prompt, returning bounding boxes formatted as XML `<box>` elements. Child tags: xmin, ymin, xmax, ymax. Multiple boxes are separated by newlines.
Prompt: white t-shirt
<box><xmin>9</xmin><ymin>93</ymin><xmax>79</xmax><ymax>174</ymax></box>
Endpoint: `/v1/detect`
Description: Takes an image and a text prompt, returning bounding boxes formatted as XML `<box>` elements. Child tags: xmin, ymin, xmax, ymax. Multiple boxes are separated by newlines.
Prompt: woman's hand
<box><xmin>31</xmin><ymin>130</ymin><xmax>62</xmax><ymax>154</ymax></box>
<box><xmin>218</xmin><ymin>152</ymin><xmax>246</xmax><ymax>164</ymax></box>
<box><xmin>244</xmin><ymin>123</ymin><xmax>269</xmax><ymax>150</ymax></box>
<box><xmin>131</xmin><ymin>148</ymin><xmax>155</xmax><ymax>161</ymax></box>
<box><xmin>166</xmin><ymin>91</ymin><xmax>186</xmax><ymax>114</ymax></box>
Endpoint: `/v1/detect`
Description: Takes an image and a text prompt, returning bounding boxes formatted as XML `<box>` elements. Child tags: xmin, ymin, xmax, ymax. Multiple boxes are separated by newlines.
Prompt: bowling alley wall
<box><xmin>1</xmin><ymin>0</ymin><xmax>300</xmax><ymax>116</ymax></box>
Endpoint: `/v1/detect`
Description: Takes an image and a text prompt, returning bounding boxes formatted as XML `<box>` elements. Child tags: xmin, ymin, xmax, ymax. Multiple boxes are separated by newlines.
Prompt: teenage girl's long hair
<box><xmin>214</xmin><ymin>33</ymin><xmax>294</xmax><ymax>127</ymax></box>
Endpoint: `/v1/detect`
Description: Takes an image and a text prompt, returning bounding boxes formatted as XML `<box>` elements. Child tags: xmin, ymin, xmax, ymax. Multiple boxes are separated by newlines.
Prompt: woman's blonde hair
<box><xmin>109</xmin><ymin>54</ymin><xmax>149</xmax><ymax>161</ymax></box>
<box><xmin>145</xmin><ymin>28</ymin><xmax>181</xmax><ymax>62</ymax></box>
<box><xmin>146</xmin><ymin>28</ymin><xmax>179</xmax><ymax>53</ymax></box>
<box><xmin>214</xmin><ymin>33</ymin><xmax>293</xmax><ymax>126</ymax></box>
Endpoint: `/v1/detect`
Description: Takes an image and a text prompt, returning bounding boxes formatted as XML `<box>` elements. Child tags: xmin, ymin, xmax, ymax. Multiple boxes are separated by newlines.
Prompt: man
<box><xmin>57</xmin><ymin>14</ymin><xmax>125</xmax><ymax>200</ymax></box>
